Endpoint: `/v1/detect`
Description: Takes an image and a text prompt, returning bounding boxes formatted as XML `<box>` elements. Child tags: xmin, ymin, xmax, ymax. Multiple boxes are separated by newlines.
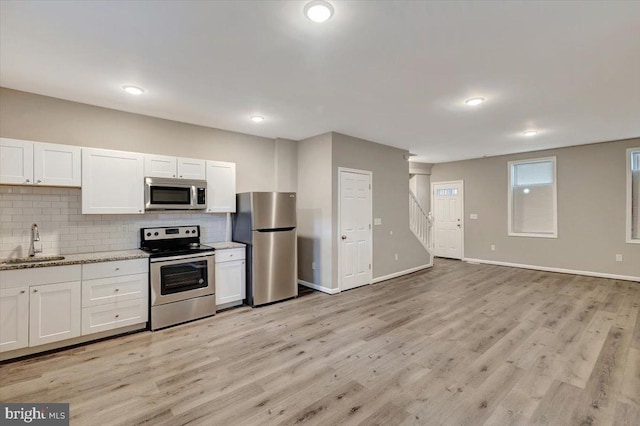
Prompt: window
<box><xmin>508</xmin><ymin>157</ymin><xmax>557</xmax><ymax>238</ymax></box>
<box><xmin>436</xmin><ymin>188</ymin><xmax>458</xmax><ymax>196</ymax></box>
<box><xmin>627</xmin><ymin>148</ymin><xmax>640</xmax><ymax>244</ymax></box>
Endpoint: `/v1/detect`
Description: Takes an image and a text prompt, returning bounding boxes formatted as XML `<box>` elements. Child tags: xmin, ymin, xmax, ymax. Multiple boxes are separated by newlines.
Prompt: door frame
<box><xmin>430</xmin><ymin>180</ymin><xmax>465</xmax><ymax>259</ymax></box>
<box><xmin>337</xmin><ymin>167</ymin><xmax>373</xmax><ymax>292</ymax></box>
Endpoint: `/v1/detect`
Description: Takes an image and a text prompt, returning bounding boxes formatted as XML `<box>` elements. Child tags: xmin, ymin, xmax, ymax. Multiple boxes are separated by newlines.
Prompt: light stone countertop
<box><xmin>205</xmin><ymin>241</ymin><xmax>246</xmax><ymax>250</ymax></box>
<box><xmin>0</xmin><ymin>249</ymin><xmax>149</xmax><ymax>271</ymax></box>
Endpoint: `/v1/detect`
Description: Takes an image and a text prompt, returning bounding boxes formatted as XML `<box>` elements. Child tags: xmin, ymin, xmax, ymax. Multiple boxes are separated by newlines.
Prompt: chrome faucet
<box><xmin>28</xmin><ymin>223</ymin><xmax>42</xmax><ymax>257</ymax></box>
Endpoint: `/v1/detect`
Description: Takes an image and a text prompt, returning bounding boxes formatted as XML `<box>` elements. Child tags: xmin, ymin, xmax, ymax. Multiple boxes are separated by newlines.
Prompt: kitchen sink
<box><xmin>3</xmin><ymin>255</ymin><xmax>66</xmax><ymax>264</ymax></box>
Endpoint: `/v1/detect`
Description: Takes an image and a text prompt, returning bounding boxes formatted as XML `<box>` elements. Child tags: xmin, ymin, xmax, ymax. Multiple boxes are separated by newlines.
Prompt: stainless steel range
<box><xmin>140</xmin><ymin>225</ymin><xmax>215</xmax><ymax>330</ymax></box>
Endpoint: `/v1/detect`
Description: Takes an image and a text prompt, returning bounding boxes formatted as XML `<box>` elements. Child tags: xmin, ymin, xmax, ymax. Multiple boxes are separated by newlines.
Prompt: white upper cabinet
<box><xmin>206</xmin><ymin>160</ymin><xmax>236</xmax><ymax>213</ymax></box>
<box><xmin>82</xmin><ymin>148</ymin><xmax>145</xmax><ymax>214</ymax></box>
<box><xmin>178</xmin><ymin>157</ymin><xmax>206</xmax><ymax>180</ymax></box>
<box><xmin>0</xmin><ymin>138</ymin><xmax>34</xmax><ymax>185</ymax></box>
<box><xmin>34</xmin><ymin>142</ymin><xmax>81</xmax><ymax>186</ymax></box>
<box><xmin>144</xmin><ymin>155</ymin><xmax>206</xmax><ymax>180</ymax></box>
<box><xmin>144</xmin><ymin>154</ymin><xmax>177</xmax><ymax>178</ymax></box>
<box><xmin>0</xmin><ymin>138</ymin><xmax>81</xmax><ymax>187</ymax></box>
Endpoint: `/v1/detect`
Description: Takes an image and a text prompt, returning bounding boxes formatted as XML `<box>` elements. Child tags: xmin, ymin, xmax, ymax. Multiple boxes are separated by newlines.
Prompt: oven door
<box><xmin>150</xmin><ymin>253</ymin><xmax>215</xmax><ymax>306</ymax></box>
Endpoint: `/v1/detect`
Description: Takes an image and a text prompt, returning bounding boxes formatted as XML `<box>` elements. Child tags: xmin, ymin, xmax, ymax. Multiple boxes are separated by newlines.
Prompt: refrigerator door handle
<box><xmin>255</xmin><ymin>227</ymin><xmax>296</xmax><ymax>232</ymax></box>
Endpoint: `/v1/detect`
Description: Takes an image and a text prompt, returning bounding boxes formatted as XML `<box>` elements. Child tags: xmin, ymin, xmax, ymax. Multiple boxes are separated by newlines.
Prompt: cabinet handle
<box><xmin>173</xmin><ymin>175</ymin><xmax>175</xmax><ymax>178</ymax></box>
<box><xmin>37</xmin><ymin>179</ymin><xmax>42</xmax><ymax>184</ymax></box>
<box><xmin>115</xmin><ymin>288</ymin><xmax>119</xmax><ymax>292</ymax></box>
<box><xmin>180</xmin><ymin>175</ymin><xmax>183</xmax><ymax>178</ymax></box>
<box><xmin>26</xmin><ymin>179</ymin><xmax>30</xmax><ymax>183</ymax></box>
<box><xmin>138</xmin><ymin>210</ymin><xmax>142</xmax><ymax>213</ymax></box>
<box><xmin>33</xmin><ymin>289</ymin><xmax>38</xmax><ymax>293</ymax></box>
<box><xmin>20</xmin><ymin>290</ymin><xmax>26</xmax><ymax>294</ymax></box>
<box><xmin>115</xmin><ymin>267</ymin><xmax>120</xmax><ymax>271</ymax></box>
<box><xmin>115</xmin><ymin>314</ymin><xmax>120</xmax><ymax>318</ymax></box>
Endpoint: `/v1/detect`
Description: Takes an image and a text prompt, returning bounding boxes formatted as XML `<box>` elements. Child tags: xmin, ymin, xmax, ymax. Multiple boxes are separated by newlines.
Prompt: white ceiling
<box><xmin>1</xmin><ymin>1</ymin><xmax>639</xmax><ymax>163</ymax></box>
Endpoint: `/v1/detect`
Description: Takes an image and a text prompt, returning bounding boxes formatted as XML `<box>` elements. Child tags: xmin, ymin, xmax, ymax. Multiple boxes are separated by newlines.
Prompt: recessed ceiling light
<box><xmin>465</xmin><ymin>97</ymin><xmax>485</xmax><ymax>106</ymax></box>
<box><xmin>122</xmin><ymin>85</ymin><xmax>144</xmax><ymax>95</ymax></box>
<box><xmin>522</xmin><ymin>130</ymin><xmax>538</xmax><ymax>137</ymax></box>
<box><xmin>250</xmin><ymin>116</ymin><xmax>265</xmax><ymax>123</ymax></box>
<box><xmin>304</xmin><ymin>0</ymin><xmax>334</xmax><ymax>23</ymax></box>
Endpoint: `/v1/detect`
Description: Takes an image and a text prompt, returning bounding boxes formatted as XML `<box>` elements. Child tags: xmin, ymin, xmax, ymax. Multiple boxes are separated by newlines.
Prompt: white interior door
<box><xmin>432</xmin><ymin>181</ymin><xmax>463</xmax><ymax>259</ymax></box>
<box><xmin>340</xmin><ymin>169</ymin><xmax>372</xmax><ymax>291</ymax></box>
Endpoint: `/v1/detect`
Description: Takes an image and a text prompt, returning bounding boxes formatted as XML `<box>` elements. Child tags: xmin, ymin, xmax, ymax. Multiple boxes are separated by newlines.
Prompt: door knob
<box><xmin>341</xmin><ymin>235</ymin><xmax>347</xmax><ymax>240</ymax></box>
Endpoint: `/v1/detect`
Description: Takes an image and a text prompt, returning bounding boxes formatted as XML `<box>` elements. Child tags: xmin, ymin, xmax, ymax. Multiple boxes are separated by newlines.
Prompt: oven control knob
<box><xmin>146</xmin><ymin>232</ymin><xmax>151</xmax><ymax>237</ymax></box>
<box><xmin>191</xmin><ymin>229</ymin><xmax>196</xmax><ymax>234</ymax></box>
<box><xmin>199</xmin><ymin>278</ymin><xmax>204</xmax><ymax>284</ymax></box>
<box><xmin>154</xmin><ymin>232</ymin><xmax>159</xmax><ymax>236</ymax></box>
<box><xmin>185</xmin><ymin>230</ymin><xmax>190</xmax><ymax>234</ymax></box>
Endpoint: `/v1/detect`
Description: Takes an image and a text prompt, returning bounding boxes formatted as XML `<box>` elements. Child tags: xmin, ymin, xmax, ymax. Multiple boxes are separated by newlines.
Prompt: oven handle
<box><xmin>149</xmin><ymin>252</ymin><xmax>215</xmax><ymax>263</ymax></box>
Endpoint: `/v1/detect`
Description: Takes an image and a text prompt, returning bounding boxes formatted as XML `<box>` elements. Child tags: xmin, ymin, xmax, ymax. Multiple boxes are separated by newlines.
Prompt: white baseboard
<box><xmin>462</xmin><ymin>258</ymin><xmax>640</xmax><ymax>282</ymax></box>
<box><xmin>372</xmin><ymin>263</ymin><xmax>433</xmax><ymax>284</ymax></box>
<box><xmin>298</xmin><ymin>279</ymin><xmax>340</xmax><ymax>295</ymax></box>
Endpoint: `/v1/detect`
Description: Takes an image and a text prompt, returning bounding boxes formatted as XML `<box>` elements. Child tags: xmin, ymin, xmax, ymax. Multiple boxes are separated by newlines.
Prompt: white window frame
<box><xmin>507</xmin><ymin>156</ymin><xmax>558</xmax><ymax>238</ymax></box>
<box><xmin>627</xmin><ymin>147</ymin><xmax>640</xmax><ymax>244</ymax></box>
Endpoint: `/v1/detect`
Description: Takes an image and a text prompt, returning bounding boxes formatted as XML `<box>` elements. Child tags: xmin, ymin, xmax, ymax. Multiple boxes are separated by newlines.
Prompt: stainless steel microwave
<box><xmin>144</xmin><ymin>177</ymin><xmax>207</xmax><ymax>210</ymax></box>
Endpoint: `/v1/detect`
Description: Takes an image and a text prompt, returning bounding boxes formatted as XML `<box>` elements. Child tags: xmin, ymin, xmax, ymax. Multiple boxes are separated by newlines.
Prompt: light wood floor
<box><xmin>1</xmin><ymin>259</ymin><xmax>639</xmax><ymax>425</ymax></box>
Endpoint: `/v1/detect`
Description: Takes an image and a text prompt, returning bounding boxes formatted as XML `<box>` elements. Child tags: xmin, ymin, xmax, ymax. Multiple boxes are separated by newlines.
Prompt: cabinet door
<box><xmin>144</xmin><ymin>154</ymin><xmax>177</xmax><ymax>178</ymax></box>
<box><xmin>29</xmin><ymin>281</ymin><xmax>81</xmax><ymax>347</ymax></box>
<box><xmin>215</xmin><ymin>259</ymin><xmax>246</xmax><ymax>305</ymax></box>
<box><xmin>0</xmin><ymin>287</ymin><xmax>29</xmax><ymax>353</ymax></box>
<box><xmin>33</xmin><ymin>142</ymin><xmax>81</xmax><ymax>187</ymax></box>
<box><xmin>82</xmin><ymin>148</ymin><xmax>144</xmax><ymax>214</ymax></box>
<box><xmin>206</xmin><ymin>160</ymin><xmax>236</xmax><ymax>213</ymax></box>
<box><xmin>178</xmin><ymin>157</ymin><xmax>206</xmax><ymax>180</ymax></box>
<box><xmin>0</xmin><ymin>138</ymin><xmax>33</xmax><ymax>185</ymax></box>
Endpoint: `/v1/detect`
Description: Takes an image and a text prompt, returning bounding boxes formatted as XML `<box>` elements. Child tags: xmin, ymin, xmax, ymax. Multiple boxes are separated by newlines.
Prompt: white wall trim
<box><xmin>507</xmin><ymin>156</ymin><xmax>558</xmax><ymax>238</ymax></box>
<box><xmin>627</xmin><ymin>147</ymin><xmax>640</xmax><ymax>244</ymax></box>
<box><xmin>462</xmin><ymin>258</ymin><xmax>640</xmax><ymax>282</ymax></box>
<box><xmin>298</xmin><ymin>279</ymin><xmax>341</xmax><ymax>295</ymax></box>
<box><xmin>372</xmin><ymin>263</ymin><xmax>432</xmax><ymax>284</ymax></box>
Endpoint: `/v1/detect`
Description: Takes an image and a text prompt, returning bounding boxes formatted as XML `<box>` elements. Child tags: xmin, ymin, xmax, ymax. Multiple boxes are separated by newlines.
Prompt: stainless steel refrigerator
<box><xmin>233</xmin><ymin>192</ymin><xmax>298</xmax><ymax>306</ymax></box>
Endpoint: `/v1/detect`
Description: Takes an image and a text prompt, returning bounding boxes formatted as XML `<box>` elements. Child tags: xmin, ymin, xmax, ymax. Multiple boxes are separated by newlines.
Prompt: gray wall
<box><xmin>431</xmin><ymin>138</ymin><xmax>640</xmax><ymax>278</ymax></box>
<box><xmin>275</xmin><ymin>138</ymin><xmax>298</xmax><ymax>193</ymax></box>
<box><xmin>296</xmin><ymin>133</ymin><xmax>333</xmax><ymax>287</ymax></box>
<box><xmin>331</xmin><ymin>133</ymin><xmax>429</xmax><ymax>286</ymax></box>
<box><xmin>0</xmin><ymin>88</ymin><xmax>277</xmax><ymax>193</ymax></box>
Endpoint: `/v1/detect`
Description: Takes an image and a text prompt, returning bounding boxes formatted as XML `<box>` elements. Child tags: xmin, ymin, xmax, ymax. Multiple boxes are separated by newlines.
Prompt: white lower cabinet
<box><xmin>81</xmin><ymin>259</ymin><xmax>148</xmax><ymax>336</ymax></box>
<box><xmin>0</xmin><ymin>287</ymin><xmax>29</xmax><ymax>352</ymax></box>
<box><xmin>0</xmin><ymin>259</ymin><xmax>148</xmax><ymax>358</ymax></box>
<box><xmin>82</xmin><ymin>298</ymin><xmax>148</xmax><ymax>335</ymax></box>
<box><xmin>29</xmin><ymin>281</ymin><xmax>82</xmax><ymax>347</ymax></box>
<box><xmin>215</xmin><ymin>248</ymin><xmax>246</xmax><ymax>307</ymax></box>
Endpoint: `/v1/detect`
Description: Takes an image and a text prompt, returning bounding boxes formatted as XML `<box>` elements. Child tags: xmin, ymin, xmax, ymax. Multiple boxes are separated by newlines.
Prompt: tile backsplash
<box><xmin>0</xmin><ymin>186</ymin><xmax>228</xmax><ymax>258</ymax></box>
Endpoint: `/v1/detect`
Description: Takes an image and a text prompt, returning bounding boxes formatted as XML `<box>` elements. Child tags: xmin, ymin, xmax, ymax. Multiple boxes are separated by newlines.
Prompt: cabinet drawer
<box><xmin>0</xmin><ymin>265</ymin><xmax>81</xmax><ymax>289</ymax></box>
<box><xmin>81</xmin><ymin>298</ymin><xmax>148</xmax><ymax>335</ymax></box>
<box><xmin>215</xmin><ymin>248</ymin><xmax>245</xmax><ymax>263</ymax></box>
<box><xmin>82</xmin><ymin>273</ymin><xmax>148</xmax><ymax>307</ymax></box>
<box><xmin>82</xmin><ymin>259</ymin><xmax>148</xmax><ymax>280</ymax></box>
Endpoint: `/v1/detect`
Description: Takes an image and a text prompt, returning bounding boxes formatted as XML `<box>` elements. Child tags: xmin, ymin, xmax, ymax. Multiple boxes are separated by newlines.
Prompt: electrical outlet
<box><xmin>374</xmin><ymin>218</ymin><xmax>382</xmax><ymax>225</ymax></box>
<box><xmin>312</xmin><ymin>262</ymin><xmax>316</xmax><ymax>270</ymax></box>
<box><xmin>490</xmin><ymin>244</ymin><xmax>496</xmax><ymax>251</ymax></box>
<box><xmin>470</xmin><ymin>213</ymin><xmax>478</xmax><ymax>220</ymax></box>
<box><xmin>394</xmin><ymin>253</ymin><xmax>398</xmax><ymax>261</ymax></box>
<box><xmin>615</xmin><ymin>254</ymin><xmax>623</xmax><ymax>262</ymax></box>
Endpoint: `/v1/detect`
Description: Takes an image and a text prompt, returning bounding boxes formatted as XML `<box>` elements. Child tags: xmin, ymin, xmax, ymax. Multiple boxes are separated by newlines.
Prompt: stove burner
<box><xmin>140</xmin><ymin>225</ymin><xmax>214</xmax><ymax>258</ymax></box>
